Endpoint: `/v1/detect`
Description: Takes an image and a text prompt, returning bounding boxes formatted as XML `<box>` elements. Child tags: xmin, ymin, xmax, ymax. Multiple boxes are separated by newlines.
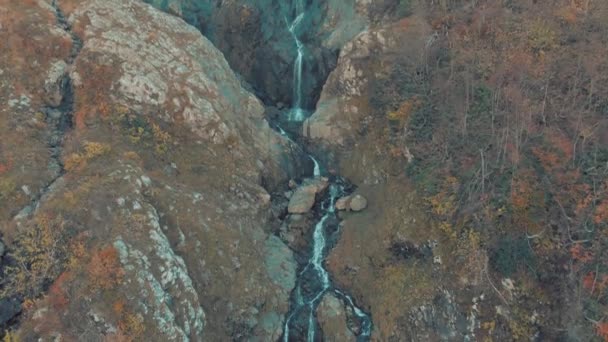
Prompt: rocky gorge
<box><xmin>3</xmin><ymin>0</ymin><xmax>608</xmax><ymax>341</ymax></box>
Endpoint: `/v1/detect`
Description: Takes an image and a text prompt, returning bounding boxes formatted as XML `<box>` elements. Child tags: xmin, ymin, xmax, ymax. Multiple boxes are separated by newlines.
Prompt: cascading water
<box><xmin>310</xmin><ymin>156</ymin><xmax>321</xmax><ymax>177</ymax></box>
<box><xmin>281</xmin><ymin>169</ymin><xmax>372</xmax><ymax>341</ymax></box>
<box><xmin>286</xmin><ymin>0</ymin><xmax>307</xmax><ymax>121</ymax></box>
<box><xmin>276</xmin><ymin>1</ymin><xmax>373</xmax><ymax>340</ymax></box>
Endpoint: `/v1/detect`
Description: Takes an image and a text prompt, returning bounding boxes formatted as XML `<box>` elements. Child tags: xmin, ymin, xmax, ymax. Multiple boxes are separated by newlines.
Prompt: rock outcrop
<box><xmin>0</xmin><ymin>0</ymin><xmax>301</xmax><ymax>340</ymax></box>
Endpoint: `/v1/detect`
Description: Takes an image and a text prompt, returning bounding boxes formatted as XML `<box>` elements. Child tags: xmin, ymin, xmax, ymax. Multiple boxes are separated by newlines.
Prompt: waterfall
<box><xmin>279</xmin><ymin>1</ymin><xmax>373</xmax><ymax>340</ymax></box>
<box><xmin>310</xmin><ymin>156</ymin><xmax>321</xmax><ymax>177</ymax></box>
<box><xmin>286</xmin><ymin>0</ymin><xmax>307</xmax><ymax>121</ymax></box>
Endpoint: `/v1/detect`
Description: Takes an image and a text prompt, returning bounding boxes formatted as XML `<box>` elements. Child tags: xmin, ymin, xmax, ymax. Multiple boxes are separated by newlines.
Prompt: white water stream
<box><xmin>279</xmin><ymin>2</ymin><xmax>372</xmax><ymax>340</ymax></box>
<box><xmin>286</xmin><ymin>0</ymin><xmax>307</xmax><ymax>121</ymax></box>
<box><xmin>282</xmin><ymin>167</ymin><xmax>372</xmax><ymax>341</ymax></box>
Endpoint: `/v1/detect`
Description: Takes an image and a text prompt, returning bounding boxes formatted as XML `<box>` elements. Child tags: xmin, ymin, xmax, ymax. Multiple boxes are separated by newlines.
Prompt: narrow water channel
<box><xmin>276</xmin><ymin>2</ymin><xmax>373</xmax><ymax>340</ymax></box>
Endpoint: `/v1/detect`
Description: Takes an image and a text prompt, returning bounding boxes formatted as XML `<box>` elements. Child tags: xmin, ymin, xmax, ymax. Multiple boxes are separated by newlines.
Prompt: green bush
<box><xmin>397</xmin><ymin>0</ymin><xmax>412</xmax><ymax>18</ymax></box>
<box><xmin>491</xmin><ymin>236</ymin><xmax>536</xmax><ymax>277</ymax></box>
<box><xmin>409</xmin><ymin>103</ymin><xmax>435</xmax><ymax>141</ymax></box>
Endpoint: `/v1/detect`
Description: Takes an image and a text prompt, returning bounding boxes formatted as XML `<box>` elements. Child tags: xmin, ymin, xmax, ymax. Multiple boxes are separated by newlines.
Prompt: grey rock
<box><xmin>0</xmin><ymin>298</ymin><xmax>21</xmax><ymax>327</ymax></box>
<box><xmin>288</xmin><ymin>179</ymin><xmax>298</xmax><ymax>189</ymax></box>
<box><xmin>287</xmin><ymin>177</ymin><xmax>329</xmax><ymax>214</ymax></box>
<box><xmin>407</xmin><ymin>291</ymin><xmax>468</xmax><ymax>341</ymax></box>
<box><xmin>47</xmin><ymin>108</ymin><xmax>63</xmax><ymax>120</ymax></box>
<box><xmin>43</xmin><ymin>60</ymin><xmax>67</xmax><ymax>107</ymax></box>
<box><xmin>257</xmin><ymin>312</ymin><xmax>284</xmax><ymax>341</ymax></box>
<box><xmin>335</xmin><ymin>196</ymin><xmax>350</xmax><ymax>211</ymax></box>
<box><xmin>335</xmin><ymin>194</ymin><xmax>367</xmax><ymax>212</ymax></box>
<box><xmin>264</xmin><ymin>236</ymin><xmax>296</xmax><ymax>292</ymax></box>
<box><xmin>288</xmin><ymin>190</ymin><xmax>316</xmax><ymax>214</ymax></box>
<box><xmin>349</xmin><ymin>194</ymin><xmax>367</xmax><ymax>212</ymax></box>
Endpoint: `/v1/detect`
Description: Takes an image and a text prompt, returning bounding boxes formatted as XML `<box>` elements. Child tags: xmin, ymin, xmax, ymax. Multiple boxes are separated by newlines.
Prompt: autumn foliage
<box><xmin>394</xmin><ymin>0</ymin><xmax>608</xmax><ymax>339</ymax></box>
<box><xmin>48</xmin><ymin>271</ymin><xmax>72</xmax><ymax>310</ymax></box>
<box><xmin>64</xmin><ymin>141</ymin><xmax>111</xmax><ymax>172</ymax></box>
<box><xmin>88</xmin><ymin>246</ymin><xmax>124</xmax><ymax>290</ymax></box>
<box><xmin>0</xmin><ymin>157</ymin><xmax>12</xmax><ymax>175</ymax></box>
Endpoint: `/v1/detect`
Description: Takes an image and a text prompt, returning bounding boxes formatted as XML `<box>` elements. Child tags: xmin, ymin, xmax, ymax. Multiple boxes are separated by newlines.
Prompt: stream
<box><xmin>285</xmin><ymin>0</ymin><xmax>307</xmax><ymax>121</ymax></box>
<box><xmin>276</xmin><ymin>1</ymin><xmax>373</xmax><ymax>340</ymax></box>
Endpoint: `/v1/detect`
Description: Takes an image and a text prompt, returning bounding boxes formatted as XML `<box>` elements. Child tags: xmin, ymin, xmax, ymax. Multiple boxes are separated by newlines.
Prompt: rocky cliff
<box><xmin>1</xmin><ymin>0</ymin><xmax>302</xmax><ymax>340</ymax></box>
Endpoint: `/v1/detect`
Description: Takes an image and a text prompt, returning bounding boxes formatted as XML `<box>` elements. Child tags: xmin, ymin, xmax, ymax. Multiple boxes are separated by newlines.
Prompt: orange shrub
<box><xmin>597</xmin><ymin>322</ymin><xmax>608</xmax><ymax>341</ymax></box>
<box><xmin>48</xmin><ymin>271</ymin><xmax>72</xmax><ymax>310</ymax></box>
<box><xmin>88</xmin><ymin>246</ymin><xmax>125</xmax><ymax>290</ymax></box>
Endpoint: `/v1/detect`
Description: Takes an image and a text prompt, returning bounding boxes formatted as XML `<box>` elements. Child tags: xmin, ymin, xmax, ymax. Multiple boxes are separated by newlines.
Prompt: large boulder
<box><xmin>287</xmin><ymin>177</ymin><xmax>329</xmax><ymax>214</ymax></box>
<box><xmin>316</xmin><ymin>294</ymin><xmax>356</xmax><ymax>341</ymax></box>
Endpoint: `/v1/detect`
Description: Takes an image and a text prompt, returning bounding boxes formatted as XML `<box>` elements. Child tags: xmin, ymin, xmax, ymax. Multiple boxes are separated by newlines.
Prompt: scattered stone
<box><xmin>301</xmin><ymin>177</ymin><xmax>329</xmax><ymax>193</ymax></box>
<box><xmin>47</xmin><ymin>108</ymin><xmax>63</xmax><ymax>120</ymax></box>
<box><xmin>335</xmin><ymin>194</ymin><xmax>368</xmax><ymax>212</ymax></box>
<box><xmin>140</xmin><ymin>175</ymin><xmax>152</xmax><ymax>187</ymax></box>
<box><xmin>407</xmin><ymin>291</ymin><xmax>468</xmax><ymax>340</ymax></box>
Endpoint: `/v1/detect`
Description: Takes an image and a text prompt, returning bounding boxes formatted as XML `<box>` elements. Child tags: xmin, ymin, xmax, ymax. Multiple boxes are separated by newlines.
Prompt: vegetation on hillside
<box><xmin>376</xmin><ymin>0</ymin><xmax>608</xmax><ymax>339</ymax></box>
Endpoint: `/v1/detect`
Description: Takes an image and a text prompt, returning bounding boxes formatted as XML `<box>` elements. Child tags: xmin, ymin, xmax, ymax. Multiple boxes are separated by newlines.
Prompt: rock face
<box><xmin>0</xmin><ymin>0</ymin><xmax>74</xmax><ymax>222</ymax></box>
<box><xmin>0</xmin><ymin>0</ymin><xmax>301</xmax><ymax>340</ymax></box>
<box><xmin>316</xmin><ymin>294</ymin><xmax>356</xmax><ymax>341</ymax></box>
<box><xmin>304</xmin><ymin>18</ymin><xmax>431</xmax><ymax>150</ymax></box>
<box><xmin>287</xmin><ymin>177</ymin><xmax>329</xmax><ymax>214</ymax></box>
